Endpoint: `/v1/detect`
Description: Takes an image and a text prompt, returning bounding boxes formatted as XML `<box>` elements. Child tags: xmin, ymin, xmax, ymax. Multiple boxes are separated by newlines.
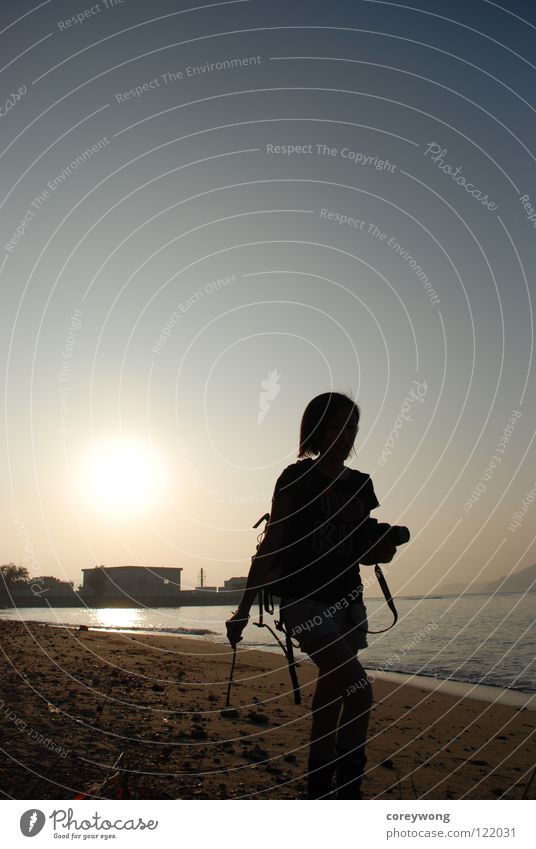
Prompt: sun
<box><xmin>77</xmin><ymin>435</ymin><xmax>169</xmax><ymax>518</ymax></box>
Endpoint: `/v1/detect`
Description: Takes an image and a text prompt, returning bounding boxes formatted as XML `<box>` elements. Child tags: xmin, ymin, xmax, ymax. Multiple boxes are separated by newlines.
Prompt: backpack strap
<box><xmin>225</xmin><ymin>644</ymin><xmax>238</xmax><ymax>708</ymax></box>
<box><xmin>279</xmin><ymin>616</ymin><xmax>302</xmax><ymax>705</ymax></box>
<box><xmin>253</xmin><ymin>587</ymin><xmax>301</xmax><ymax>705</ymax></box>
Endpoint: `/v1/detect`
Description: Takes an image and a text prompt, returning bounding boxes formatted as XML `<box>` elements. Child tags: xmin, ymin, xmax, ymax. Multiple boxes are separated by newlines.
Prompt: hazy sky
<box><xmin>1</xmin><ymin>0</ymin><xmax>535</xmax><ymax>596</ymax></box>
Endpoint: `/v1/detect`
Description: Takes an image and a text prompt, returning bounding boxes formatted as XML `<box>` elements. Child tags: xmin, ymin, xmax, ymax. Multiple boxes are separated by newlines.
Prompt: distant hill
<box><xmin>480</xmin><ymin>562</ymin><xmax>536</xmax><ymax>594</ymax></box>
<box><xmin>438</xmin><ymin>563</ymin><xmax>536</xmax><ymax>596</ymax></box>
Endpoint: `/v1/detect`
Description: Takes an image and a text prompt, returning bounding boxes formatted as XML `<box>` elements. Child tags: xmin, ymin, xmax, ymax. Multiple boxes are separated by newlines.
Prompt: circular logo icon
<box><xmin>20</xmin><ymin>809</ymin><xmax>46</xmax><ymax>837</ymax></box>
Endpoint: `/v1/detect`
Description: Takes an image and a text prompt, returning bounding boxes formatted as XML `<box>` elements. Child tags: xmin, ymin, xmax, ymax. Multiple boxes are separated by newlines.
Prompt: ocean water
<box><xmin>1</xmin><ymin>592</ymin><xmax>535</xmax><ymax>694</ymax></box>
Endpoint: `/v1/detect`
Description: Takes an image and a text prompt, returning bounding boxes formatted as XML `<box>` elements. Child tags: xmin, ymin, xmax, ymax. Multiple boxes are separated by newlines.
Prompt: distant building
<box><xmin>81</xmin><ymin>566</ymin><xmax>182</xmax><ymax>602</ymax></box>
<box><xmin>195</xmin><ymin>585</ymin><xmax>218</xmax><ymax>592</ymax></box>
<box><xmin>220</xmin><ymin>577</ymin><xmax>247</xmax><ymax>591</ymax></box>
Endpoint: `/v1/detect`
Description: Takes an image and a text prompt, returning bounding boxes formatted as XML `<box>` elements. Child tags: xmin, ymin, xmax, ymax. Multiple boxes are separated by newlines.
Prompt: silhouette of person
<box><xmin>226</xmin><ymin>392</ymin><xmax>398</xmax><ymax>799</ymax></box>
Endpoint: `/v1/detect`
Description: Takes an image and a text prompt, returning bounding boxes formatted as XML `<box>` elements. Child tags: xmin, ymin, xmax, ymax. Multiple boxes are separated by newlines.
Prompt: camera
<box><xmin>358</xmin><ymin>518</ymin><xmax>410</xmax><ymax>564</ymax></box>
<box><xmin>384</xmin><ymin>524</ymin><xmax>410</xmax><ymax>545</ymax></box>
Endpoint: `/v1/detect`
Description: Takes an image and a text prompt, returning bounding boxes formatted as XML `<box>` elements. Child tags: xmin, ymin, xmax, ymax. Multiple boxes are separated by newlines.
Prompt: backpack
<box><xmin>250</xmin><ymin>513</ymin><xmax>399</xmax><ymax>701</ymax></box>
<box><xmin>225</xmin><ymin>513</ymin><xmax>400</xmax><ymax>708</ymax></box>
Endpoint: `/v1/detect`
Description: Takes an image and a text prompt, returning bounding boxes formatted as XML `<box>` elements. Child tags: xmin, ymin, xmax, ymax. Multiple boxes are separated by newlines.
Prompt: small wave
<box><xmin>27</xmin><ymin>621</ymin><xmax>216</xmax><ymax>637</ymax></box>
<box><xmin>92</xmin><ymin>624</ymin><xmax>216</xmax><ymax>637</ymax></box>
<box><xmin>400</xmin><ymin>595</ymin><xmax>446</xmax><ymax>600</ymax></box>
<box><xmin>365</xmin><ymin>663</ymin><xmax>536</xmax><ymax>695</ymax></box>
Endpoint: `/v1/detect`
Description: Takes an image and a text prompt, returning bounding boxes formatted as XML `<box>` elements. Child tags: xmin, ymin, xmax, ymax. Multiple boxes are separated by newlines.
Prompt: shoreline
<box><xmin>3</xmin><ymin>612</ymin><xmax>535</xmax><ymax>709</ymax></box>
<box><xmin>88</xmin><ymin>627</ymin><xmax>536</xmax><ymax>709</ymax></box>
<box><xmin>1</xmin><ymin>620</ymin><xmax>534</xmax><ymax>800</ymax></box>
<box><xmin>367</xmin><ymin>669</ymin><xmax>536</xmax><ymax>711</ymax></box>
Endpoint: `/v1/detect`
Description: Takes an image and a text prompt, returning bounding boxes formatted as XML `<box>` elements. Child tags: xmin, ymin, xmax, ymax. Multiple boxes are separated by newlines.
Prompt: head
<box><xmin>298</xmin><ymin>393</ymin><xmax>360</xmax><ymax>461</ymax></box>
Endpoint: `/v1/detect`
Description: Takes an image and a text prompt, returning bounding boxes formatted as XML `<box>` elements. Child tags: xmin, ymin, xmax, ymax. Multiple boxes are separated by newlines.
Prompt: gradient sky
<box><xmin>1</xmin><ymin>0</ymin><xmax>535</xmax><ymax>596</ymax></box>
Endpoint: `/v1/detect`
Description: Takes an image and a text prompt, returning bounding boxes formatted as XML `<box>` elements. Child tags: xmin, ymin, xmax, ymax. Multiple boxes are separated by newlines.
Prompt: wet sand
<box><xmin>0</xmin><ymin>620</ymin><xmax>534</xmax><ymax>799</ymax></box>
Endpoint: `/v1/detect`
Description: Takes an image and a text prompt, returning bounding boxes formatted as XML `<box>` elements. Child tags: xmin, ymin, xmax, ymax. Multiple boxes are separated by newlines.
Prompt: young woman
<box><xmin>226</xmin><ymin>392</ymin><xmax>398</xmax><ymax>799</ymax></box>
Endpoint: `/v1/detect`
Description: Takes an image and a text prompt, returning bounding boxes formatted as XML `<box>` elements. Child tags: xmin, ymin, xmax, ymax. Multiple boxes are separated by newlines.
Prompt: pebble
<box><xmin>247</xmin><ymin>711</ymin><xmax>269</xmax><ymax>725</ymax></box>
<box><xmin>243</xmin><ymin>745</ymin><xmax>268</xmax><ymax>763</ymax></box>
<box><xmin>190</xmin><ymin>725</ymin><xmax>208</xmax><ymax>740</ymax></box>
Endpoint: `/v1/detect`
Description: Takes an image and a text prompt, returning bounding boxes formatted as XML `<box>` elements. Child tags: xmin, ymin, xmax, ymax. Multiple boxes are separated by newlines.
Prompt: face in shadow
<box><xmin>317</xmin><ymin>406</ymin><xmax>359</xmax><ymax>461</ymax></box>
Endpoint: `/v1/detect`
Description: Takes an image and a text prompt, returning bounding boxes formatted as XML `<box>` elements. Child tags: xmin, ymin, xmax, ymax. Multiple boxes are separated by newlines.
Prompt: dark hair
<box><xmin>298</xmin><ymin>393</ymin><xmax>360</xmax><ymax>458</ymax></box>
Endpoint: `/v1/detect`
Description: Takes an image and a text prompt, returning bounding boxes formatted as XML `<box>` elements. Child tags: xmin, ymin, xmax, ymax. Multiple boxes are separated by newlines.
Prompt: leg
<box><xmin>281</xmin><ymin>598</ymin><xmax>371</xmax><ymax>798</ymax></box>
<box><xmin>305</xmin><ymin>668</ymin><xmax>342</xmax><ymax>798</ymax></box>
<box><xmin>334</xmin><ymin>652</ymin><xmax>372</xmax><ymax>800</ymax></box>
<box><xmin>309</xmin><ymin>669</ymin><xmax>342</xmax><ymax>761</ymax></box>
<box><xmin>336</xmin><ymin>652</ymin><xmax>373</xmax><ymax>753</ymax></box>
<box><xmin>308</xmin><ymin>636</ymin><xmax>373</xmax><ymax>799</ymax></box>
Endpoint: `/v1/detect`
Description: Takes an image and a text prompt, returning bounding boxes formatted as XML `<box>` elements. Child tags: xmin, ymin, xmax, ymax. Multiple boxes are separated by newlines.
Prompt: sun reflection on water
<box><xmin>92</xmin><ymin>608</ymin><xmax>144</xmax><ymax>630</ymax></box>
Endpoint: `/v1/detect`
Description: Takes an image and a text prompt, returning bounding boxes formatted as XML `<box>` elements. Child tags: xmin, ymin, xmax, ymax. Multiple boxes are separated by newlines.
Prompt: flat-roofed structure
<box><xmin>222</xmin><ymin>577</ymin><xmax>247</xmax><ymax>591</ymax></box>
<box><xmin>81</xmin><ymin>566</ymin><xmax>182</xmax><ymax>603</ymax></box>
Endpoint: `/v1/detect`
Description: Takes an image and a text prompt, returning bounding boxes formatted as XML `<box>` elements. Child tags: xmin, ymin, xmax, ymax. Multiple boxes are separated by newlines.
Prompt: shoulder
<box><xmin>348</xmin><ymin>467</ymin><xmax>372</xmax><ymax>486</ymax></box>
<box><xmin>348</xmin><ymin>468</ymin><xmax>380</xmax><ymax>509</ymax></box>
<box><xmin>274</xmin><ymin>459</ymin><xmax>314</xmax><ymax>492</ymax></box>
<box><xmin>271</xmin><ymin>460</ymin><xmax>313</xmax><ymax>513</ymax></box>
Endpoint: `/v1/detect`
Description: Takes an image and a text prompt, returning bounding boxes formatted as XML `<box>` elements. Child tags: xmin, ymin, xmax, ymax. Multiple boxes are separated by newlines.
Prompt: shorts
<box><xmin>280</xmin><ymin>595</ymin><xmax>368</xmax><ymax>656</ymax></box>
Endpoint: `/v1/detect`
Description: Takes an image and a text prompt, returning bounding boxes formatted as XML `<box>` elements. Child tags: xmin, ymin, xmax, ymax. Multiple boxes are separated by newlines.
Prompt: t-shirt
<box><xmin>270</xmin><ymin>458</ymin><xmax>380</xmax><ymax>603</ymax></box>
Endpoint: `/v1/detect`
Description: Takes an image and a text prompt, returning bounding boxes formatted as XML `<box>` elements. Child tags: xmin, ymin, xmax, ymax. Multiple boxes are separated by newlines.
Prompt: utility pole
<box><xmin>197</xmin><ymin>567</ymin><xmax>205</xmax><ymax>589</ymax></box>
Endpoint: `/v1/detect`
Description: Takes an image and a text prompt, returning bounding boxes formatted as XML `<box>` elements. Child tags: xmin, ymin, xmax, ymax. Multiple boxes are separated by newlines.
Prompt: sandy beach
<box><xmin>0</xmin><ymin>619</ymin><xmax>534</xmax><ymax>800</ymax></box>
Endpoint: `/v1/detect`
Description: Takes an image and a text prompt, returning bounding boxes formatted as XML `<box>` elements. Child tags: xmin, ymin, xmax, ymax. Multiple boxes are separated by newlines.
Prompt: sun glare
<box><xmin>77</xmin><ymin>436</ymin><xmax>169</xmax><ymax>518</ymax></box>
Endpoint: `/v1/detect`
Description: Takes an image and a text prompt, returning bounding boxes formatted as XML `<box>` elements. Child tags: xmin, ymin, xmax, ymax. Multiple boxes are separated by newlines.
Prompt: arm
<box><xmin>354</xmin><ymin>476</ymin><xmax>397</xmax><ymax>566</ymax></box>
<box><xmin>359</xmin><ymin>518</ymin><xmax>397</xmax><ymax>565</ymax></box>
<box><xmin>226</xmin><ymin>489</ymin><xmax>293</xmax><ymax>645</ymax></box>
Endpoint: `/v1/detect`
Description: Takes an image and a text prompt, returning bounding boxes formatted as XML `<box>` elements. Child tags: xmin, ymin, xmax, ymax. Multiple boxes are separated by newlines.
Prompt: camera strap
<box><xmin>361</xmin><ymin>564</ymin><xmax>398</xmax><ymax>634</ymax></box>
